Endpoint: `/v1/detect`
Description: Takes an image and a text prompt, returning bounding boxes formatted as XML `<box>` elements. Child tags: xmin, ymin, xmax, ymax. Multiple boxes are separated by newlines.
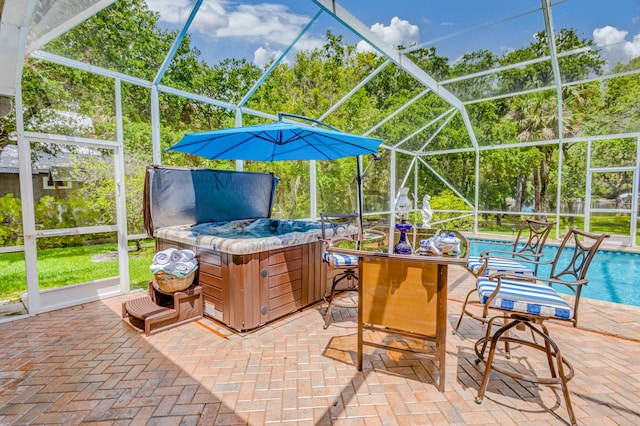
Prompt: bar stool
<box><xmin>473</xmin><ymin>227</ymin><xmax>609</xmax><ymax>426</ymax></box>
<box><xmin>320</xmin><ymin>213</ymin><xmax>361</xmax><ymax>329</ymax></box>
<box><xmin>454</xmin><ymin>218</ymin><xmax>555</xmax><ymax>334</ymax></box>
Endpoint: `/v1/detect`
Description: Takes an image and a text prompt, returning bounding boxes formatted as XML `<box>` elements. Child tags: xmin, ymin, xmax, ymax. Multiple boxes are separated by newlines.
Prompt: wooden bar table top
<box><xmin>329</xmin><ymin>226</ymin><xmax>469</xmax><ymax>391</ymax></box>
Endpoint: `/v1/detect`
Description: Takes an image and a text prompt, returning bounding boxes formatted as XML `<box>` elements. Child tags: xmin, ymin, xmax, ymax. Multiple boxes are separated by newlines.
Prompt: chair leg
<box><xmin>475</xmin><ymin>316</ymin><xmax>577</xmax><ymax>426</ymax></box>
<box><xmin>526</xmin><ymin>321</ymin><xmax>577</xmax><ymax>425</ymax></box>
<box><xmin>538</xmin><ymin>322</ymin><xmax>558</xmax><ymax>378</ymax></box>
<box><xmin>557</xmin><ymin>350</ymin><xmax>577</xmax><ymax>426</ymax></box>
<box><xmin>474</xmin><ymin>317</ymin><xmax>521</xmax><ymax>403</ymax></box>
<box><xmin>323</xmin><ymin>271</ymin><xmax>357</xmax><ymax>329</ymax></box>
<box><xmin>453</xmin><ymin>289</ymin><xmax>513</xmax><ymax>358</ymax></box>
<box><xmin>453</xmin><ymin>287</ymin><xmax>478</xmax><ymax>334</ymax></box>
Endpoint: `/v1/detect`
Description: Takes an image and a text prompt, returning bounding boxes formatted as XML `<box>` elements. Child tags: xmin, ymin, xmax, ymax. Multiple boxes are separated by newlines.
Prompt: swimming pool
<box><xmin>468</xmin><ymin>238</ymin><xmax>640</xmax><ymax>308</ymax></box>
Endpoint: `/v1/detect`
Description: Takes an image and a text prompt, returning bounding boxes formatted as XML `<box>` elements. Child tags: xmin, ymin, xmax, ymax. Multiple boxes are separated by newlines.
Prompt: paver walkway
<box><xmin>1</xmin><ymin>266</ymin><xmax>639</xmax><ymax>425</ymax></box>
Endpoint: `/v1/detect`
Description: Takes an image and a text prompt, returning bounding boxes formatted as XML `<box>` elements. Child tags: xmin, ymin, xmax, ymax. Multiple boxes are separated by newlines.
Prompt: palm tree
<box><xmin>507</xmin><ymin>85</ymin><xmax>592</xmax><ymax>214</ymax></box>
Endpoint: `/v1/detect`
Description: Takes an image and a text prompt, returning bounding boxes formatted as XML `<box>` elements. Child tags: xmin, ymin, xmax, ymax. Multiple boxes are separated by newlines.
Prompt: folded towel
<box><xmin>175</xmin><ymin>259</ymin><xmax>198</xmax><ymax>274</ymax></box>
<box><xmin>150</xmin><ymin>249</ymin><xmax>198</xmax><ymax>275</ymax></box>
<box><xmin>150</xmin><ymin>264</ymin><xmax>166</xmax><ymax>274</ymax></box>
<box><xmin>170</xmin><ymin>249</ymin><xmax>195</xmax><ymax>262</ymax></box>
<box><xmin>150</xmin><ymin>263</ymin><xmax>177</xmax><ymax>273</ymax></box>
<box><xmin>152</xmin><ymin>248</ymin><xmax>177</xmax><ymax>265</ymax></box>
<box><xmin>169</xmin><ymin>250</ymin><xmax>184</xmax><ymax>264</ymax></box>
<box><xmin>179</xmin><ymin>249</ymin><xmax>195</xmax><ymax>261</ymax></box>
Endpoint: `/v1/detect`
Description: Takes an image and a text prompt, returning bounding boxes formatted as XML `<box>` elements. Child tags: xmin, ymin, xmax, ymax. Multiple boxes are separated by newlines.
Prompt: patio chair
<box><xmin>320</xmin><ymin>213</ymin><xmax>362</xmax><ymax>329</ymax></box>
<box><xmin>466</xmin><ymin>218</ymin><xmax>555</xmax><ymax>277</ymax></box>
<box><xmin>453</xmin><ymin>218</ymin><xmax>555</xmax><ymax>334</ymax></box>
<box><xmin>473</xmin><ymin>227</ymin><xmax>609</xmax><ymax>426</ymax></box>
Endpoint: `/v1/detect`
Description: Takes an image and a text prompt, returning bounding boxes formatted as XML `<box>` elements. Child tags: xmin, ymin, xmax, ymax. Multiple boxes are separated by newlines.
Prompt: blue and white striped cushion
<box><xmin>467</xmin><ymin>256</ymin><xmax>535</xmax><ymax>277</ymax></box>
<box><xmin>323</xmin><ymin>252</ymin><xmax>359</xmax><ymax>267</ymax></box>
<box><xmin>477</xmin><ymin>276</ymin><xmax>573</xmax><ymax>320</ymax></box>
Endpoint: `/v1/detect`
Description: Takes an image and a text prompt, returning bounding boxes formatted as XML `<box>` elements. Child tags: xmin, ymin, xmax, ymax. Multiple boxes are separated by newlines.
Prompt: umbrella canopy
<box><xmin>167</xmin><ymin>121</ymin><xmax>382</xmax><ymax>161</ymax></box>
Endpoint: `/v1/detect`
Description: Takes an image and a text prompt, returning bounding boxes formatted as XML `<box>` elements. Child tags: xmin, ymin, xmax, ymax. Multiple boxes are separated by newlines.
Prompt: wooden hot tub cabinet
<box><xmin>157</xmin><ymin>238</ymin><xmax>326</xmax><ymax>331</ymax></box>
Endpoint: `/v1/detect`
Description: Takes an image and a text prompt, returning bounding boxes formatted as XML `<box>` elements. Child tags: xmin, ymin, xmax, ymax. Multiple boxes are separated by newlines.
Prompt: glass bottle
<box><xmin>394</xmin><ymin>187</ymin><xmax>413</xmax><ymax>254</ymax></box>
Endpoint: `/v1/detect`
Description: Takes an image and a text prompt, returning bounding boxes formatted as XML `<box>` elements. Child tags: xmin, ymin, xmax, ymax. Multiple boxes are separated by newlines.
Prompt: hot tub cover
<box><xmin>154</xmin><ymin>218</ymin><xmax>326</xmax><ymax>255</ymax></box>
<box><xmin>143</xmin><ymin>165</ymin><xmax>278</xmax><ymax>235</ymax></box>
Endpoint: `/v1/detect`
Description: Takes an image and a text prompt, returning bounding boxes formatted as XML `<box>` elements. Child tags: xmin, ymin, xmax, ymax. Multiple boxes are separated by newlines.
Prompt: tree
<box><xmin>448</xmin><ymin>50</ymin><xmax>500</xmax><ymax>101</ymax></box>
<box><xmin>0</xmin><ymin>194</ymin><xmax>22</xmax><ymax>245</ymax></box>
<box><xmin>501</xmin><ymin>29</ymin><xmax>605</xmax><ymax>214</ymax></box>
<box><xmin>586</xmin><ymin>57</ymin><xmax>640</xmax><ymax>135</ymax></box>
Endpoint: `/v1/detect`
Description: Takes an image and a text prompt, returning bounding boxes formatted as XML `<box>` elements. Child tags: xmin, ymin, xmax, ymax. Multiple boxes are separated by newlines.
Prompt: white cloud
<box><xmin>253</xmin><ymin>46</ymin><xmax>283</xmax><ymax>69</ymax></box>
<box><xmin>593</xmin><ymin>25</ymin><xmax>640</xmax><ymax>67</ymax></box>
<box><xmin>190</xmin><ymin>1</ymin><xmax>230</xmax><ymax>32</ymax></box>
<box><xmin>293</xmin><ymin>35</ymin><xmax>325</xmax><ymax>53</ymax></box>
<box><xmin>146</xmin><ymin>0</ymin><xmax>324</xmax><ymax>66</ymax></box>
<box><xmin>357</xmin><ymin>16</ymin><xmax>420</xmax><ymax>53</ymax></box>
<box><xmin>216</xmin><ymin>4</ymin><xmax>307</xmax><ymax>40</ymax></box>
<box><xmin>149</xmin><ymin>0</ymin><xmax>227</xmax><ymax>29</ymax></box>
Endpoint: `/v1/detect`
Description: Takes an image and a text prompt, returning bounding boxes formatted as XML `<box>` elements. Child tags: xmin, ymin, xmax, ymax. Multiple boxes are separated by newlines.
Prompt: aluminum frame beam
<box><xmin>153</xmin><ymin>0</ymin><xmax>204</xmax><ymax>85</ymax></box>
<box><xmin>417</xmin><ymin>110</ymin><xmax>458</xmax><ymax>152</ymax></box>
<box><xmin>317</xmin><ymin>59</ymin><xmax>391</xmax><ymax>122</ymax></box>
<box><xmin>16</xmin><ymin>0</ymin><xmax>40</xmax><ymax>315</ymax></box>
<box><xmin>394</xmin><ymin>108</ymin><xmax>455</xmax><ymax>149</ymax></box>
<box><xmin>312</xmin><ymin>0</ymin><xmax>479</xmax><ymax>150</ymax></box>
<box><xmin>239</xmin><ymin>9</ymin><xmax>323</xmax><ymax>108</ymax></box>
<box><xmin>440</xmin><ymin>47</ymin><xmax>591</xmax><ymax>86</ymax></box>
<box><xmin>364</xmin><ymin>88</ymin><xmax>430</xmax><ymax>136</ymax></box>
<box><xmin>400</xmin><ymin>3</ymin><xmax>553</xmax><ymax>55</ymax></box>
<box><xmin>542</xmin><ymin>0</ymin><xmax>565</xmax><ymax>239</ymax></box>
<box><xmin>418</xmin><ymin>156</ymin><xmax>474</xmax><ymax>209</ymax></box>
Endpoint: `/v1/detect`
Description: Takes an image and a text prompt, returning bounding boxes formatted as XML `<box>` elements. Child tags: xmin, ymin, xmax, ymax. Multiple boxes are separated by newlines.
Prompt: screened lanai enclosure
<box><xmin>0</xmin><ymin>0</ymin><xmax>639</xmax><ymax>317</ymax></box>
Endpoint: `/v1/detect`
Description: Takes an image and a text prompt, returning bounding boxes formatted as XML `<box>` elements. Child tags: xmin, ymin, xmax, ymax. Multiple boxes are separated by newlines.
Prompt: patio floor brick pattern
<box><xmin>1</xmin><ymin>267</ymin><xmax>640</xmax><ymax>425</ymax></box>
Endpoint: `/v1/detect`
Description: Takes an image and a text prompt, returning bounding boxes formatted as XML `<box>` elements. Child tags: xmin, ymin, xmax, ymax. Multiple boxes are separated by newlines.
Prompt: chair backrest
<box><xmin>546</xmin><ymin>227</ymin><xmax>610</xmax><ymax>326</ymax></box>
<box><xmin>320</xmin><ymin>213</ymin><xmax>362</xmax><ymax>247</ymax></box>
<box><xmin>510</xmin><ymin>218</ymin><xmax>556</xmax><ymax>258</ymax></box>
<box><xmin>550</xmin><ymin>227</ymin><xmax>610</xmax><ymax>283</ymax></box>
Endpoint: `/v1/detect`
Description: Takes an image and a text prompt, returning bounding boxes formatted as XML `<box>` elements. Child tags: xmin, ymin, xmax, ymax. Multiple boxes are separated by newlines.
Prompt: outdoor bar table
<box><xmin>329</xmin><ymin>226</ymin><xmax>468</xmax><ymax>391</ymax></box>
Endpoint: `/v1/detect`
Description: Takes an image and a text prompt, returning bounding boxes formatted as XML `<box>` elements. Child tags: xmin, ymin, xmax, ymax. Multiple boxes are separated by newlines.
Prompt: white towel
<box><xmin>153</xmin><ymin>248</ymin><xmax>177</xmax><ymax>266</ymax></box>
<box><xmin>170</xmin><ymin>249</ymin><xmax>195</xmax><ymax>263</ymax></box>
<box><xmin>150</xmin><ymin>248</ymin><xmax>198</xmax><ymax>275</ymax></box>
<box><xmin>179</xmin><ymin>249</ymin><xmax>196</xmax><ymax>261</ymax></box>
<box><xmin>174</xmin><ymin>259</ymin><xmax>198</xmax><ymax>274</ymax></box>
<box><xmin>150</xmin><ymin>262</ymin><xmax>176</xmax><ymax>273</ymax></box>
<box><xmin>150</xmin><ymin>264</ymin><xmax>166</xmax><ymax>274</ymax></box>
<box><xmin>169</xmin><ymin>250</ymin><xmax>184</xmax><ymax>264</ymax></box>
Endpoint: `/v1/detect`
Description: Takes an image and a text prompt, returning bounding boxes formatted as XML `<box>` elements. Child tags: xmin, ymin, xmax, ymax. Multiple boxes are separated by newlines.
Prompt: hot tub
<box><xmin>154</xmin><ymin>218</ymin><xmax>329</xmax><ymax>331</ymax></box>
<box><xmin>144</xmin><ymin>166</ymin><xmax>333</xmax><ymax>331</ymax></box>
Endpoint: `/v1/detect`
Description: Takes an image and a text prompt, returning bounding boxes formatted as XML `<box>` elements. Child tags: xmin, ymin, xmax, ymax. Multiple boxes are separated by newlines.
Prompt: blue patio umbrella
<box><xmin>167</xmin><ymin>121</ymin><xmax>382</xmax><ymax>162</ymax></box>
<box><xmin>167</xmin><ymin>117</ymin><xmax>383</xmax><ymax>229</ymax></box>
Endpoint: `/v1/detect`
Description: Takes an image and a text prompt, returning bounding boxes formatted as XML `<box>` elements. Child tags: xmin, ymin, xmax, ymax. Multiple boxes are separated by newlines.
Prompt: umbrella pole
<box><xmin>276</xmin><ymin>112</ymin><xmax>376</xmax><ymax>232</ymax></box>
<box><xmin>356</xmin><ymin>154</ymin><xmax>381</xmax><ymax>235</ymax></box>
<box><xmin>356</xmin><ymin>155</ymin><xmax>364</xmax><ymax>234</ymax></box>
<box><xmin>356</xmin><ymin>154</ymin><xmax>380</xmax><ymax>234</ymax></box>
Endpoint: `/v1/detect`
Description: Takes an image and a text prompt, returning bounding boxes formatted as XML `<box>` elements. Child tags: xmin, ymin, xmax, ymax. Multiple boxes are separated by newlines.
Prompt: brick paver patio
<box><xmin>1</xmin><ymin>267</ymin><xmax>639</xmax><ymax>425</ymax></box>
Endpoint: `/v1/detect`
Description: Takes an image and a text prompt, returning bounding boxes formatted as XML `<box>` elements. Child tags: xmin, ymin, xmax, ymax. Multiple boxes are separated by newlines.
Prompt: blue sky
<box><xmin>147</xmin><ymin>0</ymin><xmax>640</xmax><ymax>70</ymax></box>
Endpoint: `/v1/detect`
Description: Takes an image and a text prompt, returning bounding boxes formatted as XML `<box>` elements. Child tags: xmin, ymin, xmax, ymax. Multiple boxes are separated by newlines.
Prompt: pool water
<box><xmin>469</xmin><ymin>239</ymin><xmax>640</xmax><ymax>308</ymax></box>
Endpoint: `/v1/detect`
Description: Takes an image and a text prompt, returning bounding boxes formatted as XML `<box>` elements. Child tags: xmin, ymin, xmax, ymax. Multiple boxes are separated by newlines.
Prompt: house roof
<box><xmin>0</xmin><ymin>144</ymin><xmax>78</xmax><ymax>175</ymax></box>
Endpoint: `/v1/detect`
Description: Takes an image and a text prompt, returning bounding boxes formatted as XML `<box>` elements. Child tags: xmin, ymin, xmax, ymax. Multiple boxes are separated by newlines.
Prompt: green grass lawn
<box><xmin>0</xmin><ymin>240</ymin><xmax>155</xmax><ymax>301</ymax></box>
<box><xmin>476</xmin><ymin>215</ymin><xmax>638</xmax><ymax>242</ymax></box>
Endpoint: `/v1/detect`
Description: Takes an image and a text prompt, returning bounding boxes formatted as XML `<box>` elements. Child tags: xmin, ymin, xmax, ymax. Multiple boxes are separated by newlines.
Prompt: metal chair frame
<box><xmin>320</xmin><ymin>213</ymin><xmax>362</xmax><ymax>329</ymax></box>
<box><xmin>473</xmin><ymin>227</ymin><xmax>610</xmax><ymax>426</ymax></box>
<box><xmin>454</xmin><ymin>218</ymin><xmax>555</xmax><ymax>334</ymax></box>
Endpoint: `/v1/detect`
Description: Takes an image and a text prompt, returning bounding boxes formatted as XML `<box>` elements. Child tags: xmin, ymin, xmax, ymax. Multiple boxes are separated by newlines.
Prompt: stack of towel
<box><xmin>150</xmin><ymin>248</ymin><xmax>198</xmax><ymax>278</ymax></box>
